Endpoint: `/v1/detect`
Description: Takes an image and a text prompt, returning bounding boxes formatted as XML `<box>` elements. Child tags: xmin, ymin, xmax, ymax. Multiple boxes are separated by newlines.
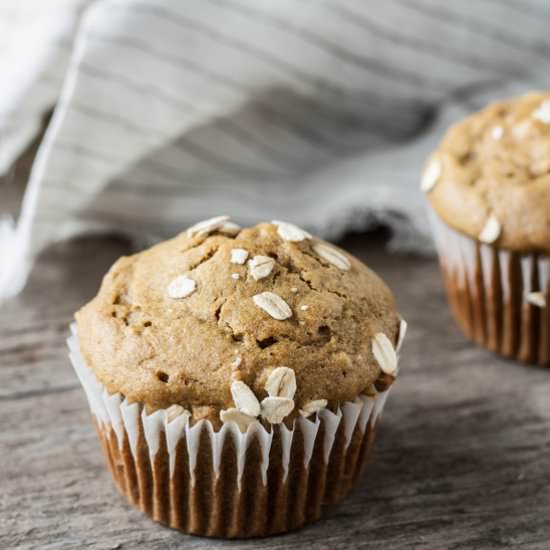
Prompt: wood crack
<box><xmin>0</xmin><ymin>383</ymin><xmax>80</xmax><ymax>401</ymax></box>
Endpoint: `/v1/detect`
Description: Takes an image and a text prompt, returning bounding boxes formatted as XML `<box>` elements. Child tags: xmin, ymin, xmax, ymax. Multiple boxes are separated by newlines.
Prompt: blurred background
<box><xmin>3</xmin><ymin>0</ymin><xmax>550</xmax><ymax>301</ymax></box>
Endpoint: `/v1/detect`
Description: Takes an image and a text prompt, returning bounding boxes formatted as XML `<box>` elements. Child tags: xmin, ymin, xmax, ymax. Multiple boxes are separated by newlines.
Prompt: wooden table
<box><xmin>1</xmin><ymin>225</ymin><xmax>549</xmax><ymax>549</ymax></box>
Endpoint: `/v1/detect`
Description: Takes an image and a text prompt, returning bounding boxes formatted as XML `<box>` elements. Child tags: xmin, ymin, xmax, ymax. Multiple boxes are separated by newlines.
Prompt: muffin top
<box><xmin>76</xmin><ymin>217</ymin><xmax>404</xmax><ymax>429</ymax></box>
<box><xmin>423</xmin><ymin>92</ymin><xmax>550</xmax><ymax>253</ymax></box>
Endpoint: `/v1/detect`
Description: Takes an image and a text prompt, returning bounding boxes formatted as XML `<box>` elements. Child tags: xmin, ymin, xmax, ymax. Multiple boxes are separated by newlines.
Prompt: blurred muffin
<box><xmin>423</xmin><ymin>92</ymin><xmax>550</xmax><ymax>365</ymax></box>
<box><xmin>70</xmin><ymin>216</ymin><xmax>407</xmax><ymax>538</ymax></box>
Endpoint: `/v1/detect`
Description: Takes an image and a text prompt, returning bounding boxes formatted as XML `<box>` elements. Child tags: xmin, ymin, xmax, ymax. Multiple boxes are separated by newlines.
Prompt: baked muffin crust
<box><xmin>76</xmin><ymin>220</ymin><xmax>402</xmax><ymax>424</ymax></box>
<box><xmin>424</xmin><ymin>92</ymin><xmax>550</xmax><ymax>253</ymax></box>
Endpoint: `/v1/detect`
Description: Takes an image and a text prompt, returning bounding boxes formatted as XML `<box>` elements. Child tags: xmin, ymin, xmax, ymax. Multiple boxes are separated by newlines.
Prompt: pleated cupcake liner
<box><xmin>68</xmin><ymin>325</ymin><xmax>391</xmax><ymax>538</ymax></box>
<box><xmin>429</xmin><ymin>211</ymin><xmax>550</xmax><ymax>366</ymax></box>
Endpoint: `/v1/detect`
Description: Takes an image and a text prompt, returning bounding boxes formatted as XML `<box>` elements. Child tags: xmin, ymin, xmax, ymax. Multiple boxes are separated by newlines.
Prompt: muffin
<box><xmin>423</xmin><ymin>92</ymin><xmax>550</xmax><ymax>366</ymax></box>
<box><xmin>68</xmin><ymin>216</ymin><xmax>406</xmax><ymax>538</ymax></box>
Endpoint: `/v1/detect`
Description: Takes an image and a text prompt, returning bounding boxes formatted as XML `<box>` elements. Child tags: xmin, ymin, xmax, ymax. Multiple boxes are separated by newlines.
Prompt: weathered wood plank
<box><xmin>1</xmin><ymin>232</ymin><xmax>549</xmax><ymax>550</ymax></box>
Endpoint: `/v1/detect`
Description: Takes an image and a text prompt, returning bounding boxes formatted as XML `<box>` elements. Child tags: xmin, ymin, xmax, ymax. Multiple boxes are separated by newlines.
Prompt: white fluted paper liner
<box><xmin>68</xmin><ymin>324</ymin><xmax>390</xmax><ymax>487</ymax></box>
<box><xmin>428</xmin><ymin>210</ymin><xmax>550</xmax><ymax>365</ymax></box>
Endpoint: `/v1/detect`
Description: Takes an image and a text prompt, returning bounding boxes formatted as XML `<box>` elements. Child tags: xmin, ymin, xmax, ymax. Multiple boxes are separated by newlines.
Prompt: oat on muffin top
<box><xmin>76</xmin><ymin>217</ymin><xmax>404</xmax><ymax>428</ymax></box>
<box><xmin>422</xmin><ymin>91</ymin><xmax>550</xmax><ymax>253</ymax></box>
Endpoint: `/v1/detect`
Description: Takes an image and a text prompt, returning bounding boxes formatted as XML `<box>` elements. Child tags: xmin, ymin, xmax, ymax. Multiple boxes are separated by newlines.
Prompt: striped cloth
<box><xmin>2</xmin><ymin>0</ymin><xmax>550</xmax><ymax>301</ymax></box>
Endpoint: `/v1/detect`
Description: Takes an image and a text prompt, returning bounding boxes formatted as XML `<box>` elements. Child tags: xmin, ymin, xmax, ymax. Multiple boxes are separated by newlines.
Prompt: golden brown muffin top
<box><xmin>75</xmin><ymin>217</ymin><xmax>404</xmax><ymax>429</ymax></box>
<box><xmin>423</xmin><ymin>92</ymin><xmax>550</xmax><ymax>253</ymax></box>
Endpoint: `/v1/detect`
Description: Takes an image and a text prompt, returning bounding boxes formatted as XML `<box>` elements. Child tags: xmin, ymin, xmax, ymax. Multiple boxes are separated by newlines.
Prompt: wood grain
<box><xmin>1</xmin><ymin>228</ymin><xmax>549</xmax><ymax>549</ymax></box>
